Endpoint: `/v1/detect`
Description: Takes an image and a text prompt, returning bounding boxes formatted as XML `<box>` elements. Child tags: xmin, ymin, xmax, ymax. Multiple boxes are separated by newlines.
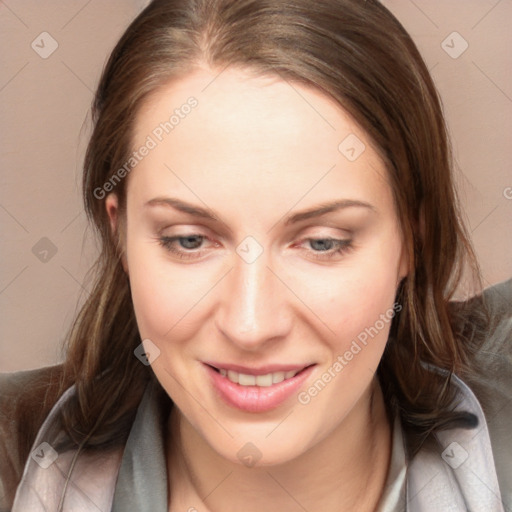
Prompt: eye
<box><xmin>158</xmin><ymin>234</ymin><xmax>213</xmax><ymax>260</ymax></box>
<box><xmin>298</xmin><ymin>237</ymin><xmax>353</xmax><ymax>260</ymax></box>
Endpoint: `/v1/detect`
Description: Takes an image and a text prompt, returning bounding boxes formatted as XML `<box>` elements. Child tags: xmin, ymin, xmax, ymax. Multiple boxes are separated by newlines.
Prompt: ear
<box><xmin>396</xmin><ymin>203</ymin><xmax>424</xmax><ymax>285</ymax></box>
<box><xmin>105</xmin><ymin>193</ymin><xmax>129</xmax><ymax>274</ymax></box>
<box><xmin>397</xmin><ymin>244</ymin><xmax>409</xmax><ymax>284</ymax></box>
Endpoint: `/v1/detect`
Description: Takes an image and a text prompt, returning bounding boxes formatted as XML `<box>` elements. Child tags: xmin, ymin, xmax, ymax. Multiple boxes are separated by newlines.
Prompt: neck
<box><xmin>166</xmin><ymin>376</ymin><xmax>392</xmax><ymax>512</ymax></box>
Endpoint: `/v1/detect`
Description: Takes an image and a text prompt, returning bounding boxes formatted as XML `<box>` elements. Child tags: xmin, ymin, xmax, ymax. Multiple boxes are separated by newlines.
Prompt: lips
<box><xmin>203</xmin><ymin>362</ymin><xmax>315</xmax><ymax>413</ymax></box>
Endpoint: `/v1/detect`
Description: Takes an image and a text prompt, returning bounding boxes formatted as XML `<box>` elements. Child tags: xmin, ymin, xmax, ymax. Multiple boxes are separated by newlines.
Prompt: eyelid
<box><xmin>157</xmin><ymin>225</ymin><xmax>351</xmax><ymax>247</ymax></box>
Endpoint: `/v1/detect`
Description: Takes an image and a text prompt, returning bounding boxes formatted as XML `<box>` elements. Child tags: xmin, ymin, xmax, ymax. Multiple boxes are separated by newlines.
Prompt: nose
<box><xmin>215</xmin><ymin>246</ymin><xmax>293</xmax><ymax>351</ymax></box>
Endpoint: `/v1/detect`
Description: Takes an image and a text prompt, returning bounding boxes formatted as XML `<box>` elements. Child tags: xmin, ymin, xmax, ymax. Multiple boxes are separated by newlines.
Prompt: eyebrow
<box><xmin>144</xmin><ymin>197</ymin><xmax>376</xmax><ymax>225</ymax></box>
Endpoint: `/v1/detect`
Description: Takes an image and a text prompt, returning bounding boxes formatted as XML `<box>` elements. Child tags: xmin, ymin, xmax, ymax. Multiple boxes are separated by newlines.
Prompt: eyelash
<box><xmin>157</xmin><ymin>234</ymin><xmax>353</xmax><ymax>261</ymax></box>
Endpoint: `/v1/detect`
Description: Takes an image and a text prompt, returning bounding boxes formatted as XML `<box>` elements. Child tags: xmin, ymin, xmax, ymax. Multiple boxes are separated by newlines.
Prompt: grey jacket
<box><xmin>1</xmin><ymin>279</ymin><xmax>511</xmax><ymax>511</ymax></box>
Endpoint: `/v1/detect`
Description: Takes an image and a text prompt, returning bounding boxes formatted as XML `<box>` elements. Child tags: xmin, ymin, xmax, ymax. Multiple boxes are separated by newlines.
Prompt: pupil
<box><xmin>311</xmin><ymin>239</ymin><xmax>332</xmax><ymax>251</ymax></box>
<box><xmin>181</xmin><ymin>236</ymin><xmax>202</xmax><ymax>249</ymax></box>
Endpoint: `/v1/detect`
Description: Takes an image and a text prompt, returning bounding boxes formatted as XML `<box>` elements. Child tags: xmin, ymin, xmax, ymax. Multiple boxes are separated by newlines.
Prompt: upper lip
<box><xmin>204</xmin><ymin>361</ymin><xmax>315</xmax><ymax>376</ymax></box>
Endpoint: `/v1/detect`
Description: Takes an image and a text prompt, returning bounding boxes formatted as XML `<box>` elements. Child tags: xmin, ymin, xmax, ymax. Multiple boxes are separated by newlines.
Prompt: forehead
<box><xmin>128</xmin><ymin>66</ymin><xmax>393</xmax><ymax>219</ymax></box>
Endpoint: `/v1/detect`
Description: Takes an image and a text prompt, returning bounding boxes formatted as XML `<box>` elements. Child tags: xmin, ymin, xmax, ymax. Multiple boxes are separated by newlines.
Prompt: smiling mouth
<box><xmin>204</xmin><ymin>363</ymin><xmax>316</xmax><ymax>412</ymax></box>
<box><xmin>207</xmin><ymin>365</ymin><xmax>312</xmax><ymax>387</ymax></box>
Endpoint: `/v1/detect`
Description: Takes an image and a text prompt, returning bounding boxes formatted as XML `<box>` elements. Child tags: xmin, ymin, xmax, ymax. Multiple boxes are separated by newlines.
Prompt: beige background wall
<box><xmin>1</xmin><ymin>1</ymin><xmax>511</xmax><ymax>372</ymax></box>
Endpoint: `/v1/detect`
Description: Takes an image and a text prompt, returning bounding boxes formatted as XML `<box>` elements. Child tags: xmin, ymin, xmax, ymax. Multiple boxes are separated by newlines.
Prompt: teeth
<box><xmin>272</xmin><ymin>371</ymin><xmax>285</xmax><ymax>384</ymax></box>
<box><xmin>219</xmin><ymin>368</ymin><xmax>301</xmax><ymax>386</ymax></box>
<box><xmin>256</xmin><ymin>374</ymin><xmax>273</xmax><ymax>387</ymax></box>
<box><xmin>239</xmin><ymin>373</ymin><xmax>256</xmax><ymax>386</ymax></box>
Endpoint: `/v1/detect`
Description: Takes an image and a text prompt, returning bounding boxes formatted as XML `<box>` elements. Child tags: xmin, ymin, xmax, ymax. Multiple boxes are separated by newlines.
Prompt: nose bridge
<box><xmin>216</xmin><ymin>247</ymin><xmax>290</xmax><ymax>348</ymax></box>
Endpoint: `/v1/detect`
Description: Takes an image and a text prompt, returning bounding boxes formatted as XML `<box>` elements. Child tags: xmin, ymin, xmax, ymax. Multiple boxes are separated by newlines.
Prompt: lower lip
<box><xmin>204</xmin><ymin>364</ymin><xmax>315</xmax><ymax>413</ymax></box>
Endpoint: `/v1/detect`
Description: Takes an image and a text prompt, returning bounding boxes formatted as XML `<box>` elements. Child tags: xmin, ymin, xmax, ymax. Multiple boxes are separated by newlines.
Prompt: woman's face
<box><xmin>106</xmin><ymin>66</ymin><xmax>408</xmax><ymax>466</ymax></box>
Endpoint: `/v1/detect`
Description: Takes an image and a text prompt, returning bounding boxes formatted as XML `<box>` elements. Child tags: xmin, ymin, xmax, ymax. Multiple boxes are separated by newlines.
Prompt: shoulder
<box><xmin>450</xmin><ymin>277</ymin><xmax>512</xmax><ymax>376</ymax></box>
<box><xmin>462</xmin><ymin>277</ymin><xmax>512</xmax><ymax>382</ymax></box>
<box><xmin>457</xmin><ymin>278</ymin><xmax>512</xmax><ymax>507</ymax></box>
<box><xmin>481</xmin><ymin>277</ymin><xmax>512</xmax><ymax>316</ymax></box>
<box><xmin>0</xmin><ymin>364</ymin><xmax>65</xmax><ymax>512</ymax></box>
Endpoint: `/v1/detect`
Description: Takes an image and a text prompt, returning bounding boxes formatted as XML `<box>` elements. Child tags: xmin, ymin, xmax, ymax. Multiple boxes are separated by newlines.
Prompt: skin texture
<box><xmin>106</xmin><ymin>66</ymin><xmax>408</xmax><ymax>512</ymax></box>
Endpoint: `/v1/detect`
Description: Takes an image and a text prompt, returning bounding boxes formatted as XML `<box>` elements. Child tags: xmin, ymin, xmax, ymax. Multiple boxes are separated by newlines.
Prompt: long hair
<box><xmin>55</xmin><ymin>0</ymin><xmax>487</xmax><ymax>458</ymax></box>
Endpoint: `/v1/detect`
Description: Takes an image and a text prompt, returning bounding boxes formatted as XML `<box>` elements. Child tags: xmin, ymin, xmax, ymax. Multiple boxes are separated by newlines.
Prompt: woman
<box><xmin>1</xmin><ymin>0</ymin><xmax>510</xmax><ymax>510</ymax></box>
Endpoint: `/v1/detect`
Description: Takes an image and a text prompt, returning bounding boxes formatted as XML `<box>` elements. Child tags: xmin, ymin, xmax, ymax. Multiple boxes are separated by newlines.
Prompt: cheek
<box><xmin>297</xmin><ymin>241</ymin><xmax>402</xmax><ymax>346</ymax></box>
<box><xmin>314</xmin><ymin>285</ymin><xmax>397</xmax><ymax>376</ymax></box>
<box><xmin>126</xmin><ymin>238</ymin><xmax>223</xmax><ymax>349</ymax></box>
<box><xmin>125</xmin><ymin>236</ymin><xmax>195</xmax><ymax>339</ymax></box>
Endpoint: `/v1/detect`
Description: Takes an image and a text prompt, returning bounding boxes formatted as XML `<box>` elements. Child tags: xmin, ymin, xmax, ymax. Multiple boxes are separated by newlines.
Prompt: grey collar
<box><xmin>111</xmin><ymin>379</ymin><xmax>169</xmax><ymax>511</ymax></box>
<box><xmin>406</xmin><ymin>371</ymin><xmax>504</xmax><ymax>511</ymax></box>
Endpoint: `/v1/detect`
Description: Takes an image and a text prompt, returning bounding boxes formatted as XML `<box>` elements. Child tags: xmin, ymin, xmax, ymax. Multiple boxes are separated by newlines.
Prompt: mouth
<box><xmin>208</xmin><ymin>365</ymin><xmax>308</xmax><ymax>386</ymax></box>
<box><xmin>203</xmin><ymin>362</ymin><xmax>316</xmax><ymax>412</ymax></box>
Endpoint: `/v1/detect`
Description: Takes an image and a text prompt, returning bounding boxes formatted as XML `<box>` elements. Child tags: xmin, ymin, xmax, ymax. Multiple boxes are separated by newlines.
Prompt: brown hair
<box><xmin>55</xmin><ymin>0</ymin><xmax>487</xmax><ymax>459</ymax></box>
